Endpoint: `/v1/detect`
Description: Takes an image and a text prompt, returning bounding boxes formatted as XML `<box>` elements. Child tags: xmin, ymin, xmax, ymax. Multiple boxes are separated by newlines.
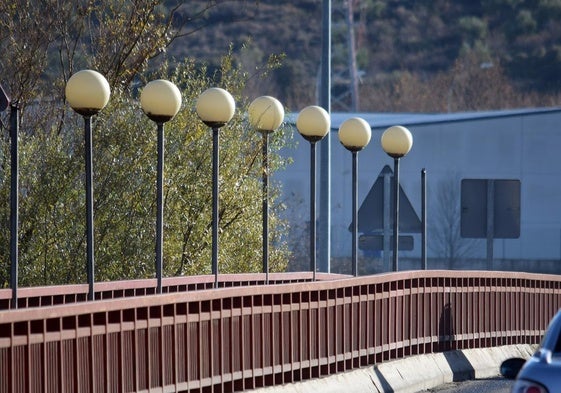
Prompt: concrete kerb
<box><xmin>250</xmin><ymin>344</ymin><xmax>537</xmax><ymax>393</ymax></box>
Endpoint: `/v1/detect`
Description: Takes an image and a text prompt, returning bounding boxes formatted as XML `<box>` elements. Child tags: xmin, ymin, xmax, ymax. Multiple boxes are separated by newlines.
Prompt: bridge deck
<box><xmin>0</xmin><ymin>270</ymin><xmax>559</xmax><ymax>392</ymax></box>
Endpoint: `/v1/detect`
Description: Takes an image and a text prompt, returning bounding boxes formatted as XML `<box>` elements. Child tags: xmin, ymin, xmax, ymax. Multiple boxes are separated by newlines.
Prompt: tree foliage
<box><xmin>173</xmin><ymin>0</ymin><xmax>561</xmax><ymax>111</ymax></box>
<box><xmin>0</xmin><ymin>0</ymin><xmax>291</xmax><ymax>287</ymax></box>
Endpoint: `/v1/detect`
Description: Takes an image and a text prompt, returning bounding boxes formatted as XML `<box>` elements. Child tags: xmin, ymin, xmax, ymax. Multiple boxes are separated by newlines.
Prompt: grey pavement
<box><xmin>420</xmin><ymin>377</ymin><xmax>512</xmax><ymax>393</ymax></box>
<box><xmin>251</xmin><ymin>344</ymin><xmax>536</xmax><ymax>393</ymax></box>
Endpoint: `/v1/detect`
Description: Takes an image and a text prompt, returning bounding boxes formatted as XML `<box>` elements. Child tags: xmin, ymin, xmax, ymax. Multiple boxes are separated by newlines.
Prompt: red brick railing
<box><xmin>0</xmin><ymin>270</ymin><xmax>559</xmax><ymax>392</ymax></box>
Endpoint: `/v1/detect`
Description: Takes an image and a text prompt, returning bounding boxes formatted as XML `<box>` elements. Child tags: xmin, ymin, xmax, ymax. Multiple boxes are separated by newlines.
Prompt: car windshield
<box><xmin>554</xmin><ymin>334</ymin><xmax>561</xmax><ymax>354</ymax></box>
<box><xmin>537</xmin><ymin>311</ymin><xmax>561</xmax><ymax>354</ymax></box>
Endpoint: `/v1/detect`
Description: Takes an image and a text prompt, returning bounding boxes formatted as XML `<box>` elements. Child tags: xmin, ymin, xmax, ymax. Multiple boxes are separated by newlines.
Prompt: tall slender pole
<box><xmin>212</xmin><ymin>127</ymin><xmax>220</xmax><ymax>288</ymax></box>
<box><xmin>262</xmin><ymin>133</ymin><xmax>269</xmax><ymax>284</ymax></box>
<box><xmin>421</xmin><ymin>168</ymin><xmax>427</xmax><ymax>270</ymax></box>
<box><xmin>319</xmin><ymin>0</ymin><xmax>332</xmax><ymax>273</ymax></box>
<box><xmin>84</xmin><ymin>116</ymin><xmax>95</xmax><ymax>300</ymax></box>
<box><xmin>392</xmin><ymin>157</ymin><xmax>400</xmax><ymax>272</ymax></box>
<box><xmin>351</xmin><ymin>151</ymin><xmax>358</xmax><ymax>276</ymax></box>
<box><xmin>156</xmin><ymin>122</ymin><xmax>164</xmax><ymax>293</ymax></box>
<box><xmin>310</xmin><ymin>142</ymin><xmax>317</xmax><ymax>281</ymax></box>
<box><xmin>10</xmin><ymin>103</ymin><xmax>19</xmax><ymax>308</ymax></box>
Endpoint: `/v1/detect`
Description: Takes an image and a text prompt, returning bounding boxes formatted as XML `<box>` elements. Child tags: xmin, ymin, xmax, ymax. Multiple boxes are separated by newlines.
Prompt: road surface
<box><xmin>420</xmin><ymin>377</ymin><xmax>512</xmax><ymax>393</ymax></box>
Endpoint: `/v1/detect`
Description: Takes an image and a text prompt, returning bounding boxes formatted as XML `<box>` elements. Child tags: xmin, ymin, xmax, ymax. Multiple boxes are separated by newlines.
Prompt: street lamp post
<box><xmin>140</xmin><ymin>79</ymin><xmax>182</xmax><ymax>294</ymax></box>
<box><xmin>66</xmin><ymin>70</ymin><xmax>111</xmax><ymax>301</ymax></box>
<box><xmin>9</xmin><ymin>102</ymin><xmax>18</xmax><ymax>308</ymax></box>
<box><xmin>338</xmin><ymin>117</ymin><xmax>371</xmax><ymax>276</ymax></box>
<box><xmin>381</xmin><ymin>125</ymin><xmax>413</xmax><ymax>272</ymax></box>
<box><xmin>0</xmin><ymin>84</ymin><xmax>19</xmax><ymax>308</ymax></box>
<box><xmin>196</xmin><ymin>87</ymin><xmax>236</xmax><ymax>288</ymax></box>
<box><xmin>296</xmin><ymin>106</ymin><xmax>330</xmax><ymax>280</ymax></box>
<box><xmin>248</xmin><ymin>96</ymin><xmax>284</xmax><ymax>284</ymax></box>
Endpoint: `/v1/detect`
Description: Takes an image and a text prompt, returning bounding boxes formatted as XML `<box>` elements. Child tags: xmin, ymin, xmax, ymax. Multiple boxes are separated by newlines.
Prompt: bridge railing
<box><xmin>0</xmin><ymin>272</ymin><xmax>344</xmax><ymax>310</ymax></box>
<box><xmin>0</xmin><ymin>270</ymin><xmax>560</xmax><ymax>392</ymax></box>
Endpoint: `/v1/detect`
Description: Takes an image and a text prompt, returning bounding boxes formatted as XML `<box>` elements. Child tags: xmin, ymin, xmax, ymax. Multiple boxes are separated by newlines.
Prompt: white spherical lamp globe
<box><xmin>248</xmin><ymin>96</ymin><xmax>284</xmax><ymax>133</ymax></box>
<box><xmin>338</xmin><ymin>117</ymin><xmax>372</xmax><ymax>152</ymax></box>
<box><xmin>196</xmin><ymin>87</ymin><xmax>236</xmax><ymax>127</ymax></box>
<box><xmin>66</xmin><ymin>70</ymin><xmax>111</xmax><ymax>116</ymax></box>
<box><xmin>381</xmin><ymin>125</ymin><xmax>413</xmax><ymax>158</ymax></box>
<box><xmin>140</xmin><ymin>79</ymin><xmax>182</xmax><ymax>123</ymax></box>
<box><xmin>296</xmin><ymin>105</ymin><xmax>330</xmax><ymax>142</ymax></box>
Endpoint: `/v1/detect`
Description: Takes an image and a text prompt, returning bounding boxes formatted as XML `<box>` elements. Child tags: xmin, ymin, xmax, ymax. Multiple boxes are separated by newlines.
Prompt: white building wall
<box><xmin>274</xmin><ymin>109</ymin><xmax>561</xmax><ymax>270</ymax></box>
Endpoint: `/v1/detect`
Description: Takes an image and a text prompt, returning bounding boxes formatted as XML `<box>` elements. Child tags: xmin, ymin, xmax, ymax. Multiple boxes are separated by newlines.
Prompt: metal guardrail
<box><xmin>0</xmin><ymin>270</ymin><xmax>559</xmax><ymax>392</ymax></box>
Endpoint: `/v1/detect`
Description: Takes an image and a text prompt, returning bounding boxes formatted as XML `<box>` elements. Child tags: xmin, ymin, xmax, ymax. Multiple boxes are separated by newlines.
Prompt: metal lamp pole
<box><xmin>392</xmin><ymin>156</ymin><xmax>400</xmax><ymax>271</ymax></box>
<box><xmin>296</xmin><ymin>106</ymin><xmax>331</xmax><ymax>281</ymax></box>
<box><xmin>381</xmin><ymin>125</ymin><xmax>413</xmax><ymax>272</ymax></box>
<box><xmin>140</xmin><ymin>79</ymin><xmax>182</xmax><ymax>294</ymax></box>
<box><xmin>66</xmin><ymin>70</ymin><xmax>111</xmax><ymax>301</ymax></box>
<box><xmin>0</xmin><ymin>84</ymin><xmax>19</xmax><ymax>308</ymax></box>
<box><xmin>10</xmin><ymin>103</ymin><xmax>19</xmax><ymax>308</ymax></box>
<box><xmin>338</xmin><ymin>117</ymin><xmax>371</xmax><ymax>276</ymax></box>
<box><xmin>248</xmin><ymin>96</ymin><xmax>284</xmax><ymax>284</ymax></box>
<box><xmin>196</xmin><ymin>88</ymin><xmax>236</xmax><ymax>288</ymax></box>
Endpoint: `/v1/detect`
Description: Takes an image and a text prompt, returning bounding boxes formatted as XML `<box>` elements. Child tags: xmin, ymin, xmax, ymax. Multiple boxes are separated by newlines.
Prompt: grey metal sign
<box><xmin>461</xmin><ymin>179</ymin><xmax>521</xmax><ymax>239</ymax></box>
<box><xmin>356</xmin><ymin>165</ymin><xmax>422</xmax><ymax>233</ymax></box>
<box><xmin>461</xmin><ymin>178</ymin><xmax>521</xmax><ymax>266</ymax></box>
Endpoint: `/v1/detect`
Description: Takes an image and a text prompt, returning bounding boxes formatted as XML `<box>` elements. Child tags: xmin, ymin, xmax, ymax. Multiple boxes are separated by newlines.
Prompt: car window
<box><xmin>555</xmin><ymin>335</ymin><xmax>561</xmax><ymax>354</ymax></box>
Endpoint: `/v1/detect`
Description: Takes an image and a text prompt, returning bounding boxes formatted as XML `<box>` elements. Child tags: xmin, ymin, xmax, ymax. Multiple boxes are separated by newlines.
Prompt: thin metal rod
<box><xmin>383</xmin><ymin>172</ymin><xmax>391</xmax><ymax>271</ymax></box>
<box><xmin>486</xmin><ymin>179</ymin><xmax>495</xmax><ymax>268</ymax></box>
<box><xmin>310</xmin><ymin>142</ymin><xmax>317</xmax><ymax>281</ymax></box>
<box><xmin>262</xmin><ymin>133</ymin><xmax>269</xmax><ymax>284</ymax></box>
<box><xmin>10</xmin><ymin>104</ymin><xmax>19</xmax><ymax>309</ymax></box>
<box><xmin>421</xmin><ymin>168</ymin><xmax>427</xmax><ymax>269</ymax></box>
<box><xmin>156</xmin><ymin>122</ymin><xmax>164</xmax><ymax>294</ymax></box>
<box><xmin>351</xmin><ymin>151</ymin><xmax>358</xmax><ymax>276</ymax></box>
<box><xmin>84</xmin><ymin>116</ymin><xmax>95</xmax><ymax>300</ymax></box>
<box><xmin>212</xmin><ymin>127</ymin><xmax>220</xmax><ymax>288</ymax></box>
<box><xmin>392</xmin><ymin>157</ymin><xmax>400</xmax><ymax>272</ymax></box>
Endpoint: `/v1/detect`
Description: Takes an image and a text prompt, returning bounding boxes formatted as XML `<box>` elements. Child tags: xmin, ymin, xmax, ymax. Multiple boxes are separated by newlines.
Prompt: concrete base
<box><xmin>250</xmin><ymin>344</ymin><xmax>537</xmax><ymax>393</ymax></box>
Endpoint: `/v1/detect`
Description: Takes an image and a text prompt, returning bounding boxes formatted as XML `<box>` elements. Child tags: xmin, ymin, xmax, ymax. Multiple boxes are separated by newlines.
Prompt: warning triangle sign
<box><xmin>352</xmin><ymin>165</ymin><xmax>421</xmax><ymax>233</ymax></box>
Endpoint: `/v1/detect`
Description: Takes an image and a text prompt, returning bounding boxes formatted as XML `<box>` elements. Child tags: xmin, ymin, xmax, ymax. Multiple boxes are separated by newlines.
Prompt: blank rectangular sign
<box><xmin>461</xmin><ymin>179</ymin><xmax>520</xmax><ymax>239</ymax></box>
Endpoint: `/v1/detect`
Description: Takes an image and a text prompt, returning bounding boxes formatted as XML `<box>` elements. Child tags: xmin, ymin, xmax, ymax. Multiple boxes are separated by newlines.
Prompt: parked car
<box><xmin>501</xmin><ymin>309</ymin><xmax>561</xmax><ymax>393</ymax></box>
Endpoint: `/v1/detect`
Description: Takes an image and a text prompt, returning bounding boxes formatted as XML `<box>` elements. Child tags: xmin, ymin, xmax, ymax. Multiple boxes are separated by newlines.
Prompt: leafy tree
<box><xmin>0</xmin><ymin>0</ymin><xmax>291</xmax><ymax>287</ymax></box>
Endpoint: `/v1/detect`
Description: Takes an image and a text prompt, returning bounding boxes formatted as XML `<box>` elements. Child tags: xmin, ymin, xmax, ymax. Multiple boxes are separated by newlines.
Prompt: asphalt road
<box><xmin>419</xmin><ymin>377</ymin><xmax>513</xmax><ymax>393</ymax></box>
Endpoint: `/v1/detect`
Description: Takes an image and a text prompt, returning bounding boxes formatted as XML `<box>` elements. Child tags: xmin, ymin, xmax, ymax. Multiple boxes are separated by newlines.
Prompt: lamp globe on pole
<box><xmin>248</xmin><ymin>96</ymin><xmax>284</xmax><ymax>284</ymax></box>
<box><xmin>380</xmin><ymin>125</ymin><xmax>413</xmax><ymax>272</ymax></box>
<box><xmin>196</xmin><ymin>87</ymin><xmax>235</xmax><ymax>127</ymax></box>
<box><xmin>141</xmin><ymin>79</ymin><xmax>182</xmax><ymax>294</ymax></box>
<box><xmin>141</xmin><ymin>79</ymin><xmax>182</xmax><ymax>122</ymax></box>
<box><xmin>196</xmin><ymin>87</ymin><xmax>236</xmax><ymax>288</ymax></box>
<box><xmin>296</xmin><ymin>105</ymin><xmax>330</xmax><ymax>280</ymax></box>
<box><xmin>381</xmin><ymin>125</ymin><xmax>412</xmax><ymax>158</ymax></box>
<box><xmin>66</xmin><ymin>70</ymin><xmax>110</xmax><ymax>117</ymax></box>
<box><xmin>66</xmin><ymin>69</ymin><xmax>111</xmax><ymax>301</ymax></box>
<box><xmin>296</xmin><ymin>105</ymin><xmax>330</xmax><ymax>142</ymax></box>
<box><xmin>338</xmin><ymin>117</ymin><xmax>371</xmax><ymax>276</ymax></box>
<box><xmin>248</xmin><ymin>95</ymin><xmax>284</xmax><ymax>133</ymax></box>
